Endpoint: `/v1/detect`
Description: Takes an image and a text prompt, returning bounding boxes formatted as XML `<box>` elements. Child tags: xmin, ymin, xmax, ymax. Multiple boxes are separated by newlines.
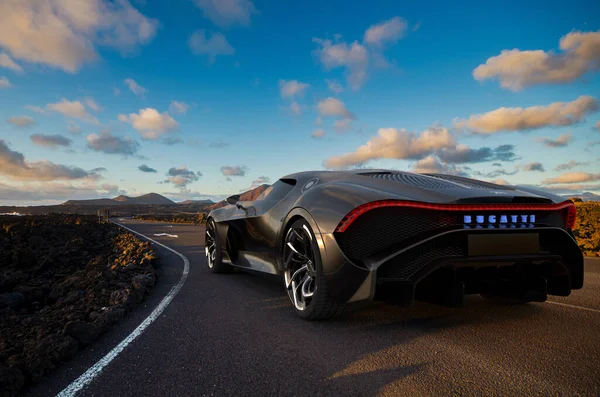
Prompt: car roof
<box><xmin>280</xmin><ymin>169</ymin><xmax>405</xmax><ymax>181</ymax></box>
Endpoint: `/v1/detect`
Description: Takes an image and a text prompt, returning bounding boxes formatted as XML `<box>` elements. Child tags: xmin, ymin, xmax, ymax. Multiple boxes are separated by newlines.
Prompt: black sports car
<box><xmin>205</xmin><ymin>170</ymin><xmax>583</xmax><ymax>320</ymax></box>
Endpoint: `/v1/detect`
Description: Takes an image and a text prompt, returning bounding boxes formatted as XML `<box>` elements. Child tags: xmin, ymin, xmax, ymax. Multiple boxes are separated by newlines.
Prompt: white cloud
<box><xmin>0</xmin><ymin>76</ymin><xmax>10</xmax><ymax>88</ymax></box>
<box><xmin>488</xmin><ymin>178</ymin><xmax>511</xmax><ymax>186</ymax></box>
<box><xmin>138</xmin><ymin>164</ymin><xmax>157</xmax><ymax>173</ymax></box>
<box><xmin>279</xmin><ymin>80</ymin><xmax>309</xmax><ymax>98</ymax></box>
<box><xmin>0</xmin><ymin>0</ymin><xmax>158</xmax><ymax>73</ymax></box>
<box><xmin>313</xmin><ymin>16</ymin><xmax>408</xmax><ymax>91</ymax></box>
<box><xmin>0</xmin><ymin>139</ymin><xmax>96</xmax><ymax>181</ymax></box>
<box><xmin>325</xmin><ymin>79</ymin><xmax>344</xmax><ymax>94</ymax></box>
<box><xmin>7</xmin><ymin>116</ymin><xmax>35</xmax><ymax>127</ymax></box>
<box><xmin>124</xmin><ymin>78</ymin><xmax>147</xmax><ymax>97</ymax></box>
<box><xmin>334</xmin><ymin>118</ymin><xmax>353</xmax><ymax>133</ymax></box>
<box><xmin>536</xmin><ymin>183</ymin><xmax>600</xmax><ymax>195</ymax></box>
<box><xmin>313</xmin><ymin>38</ymin><xmax>369</xmax><ymax>91</ymax></box>
<box><xmin>363</xmin><ymin>17</ymin><xmax>408</xmax><ymax>47</ymax></box>
<box><xmin>47</xmin><ymin>98</ymin><xmax>99</xmax><ymax>124</ymax></box>
<box><xmin>316</xmin><ymin>97</ymin><xmax>355</xmax><ymax>119</ymax></box>
<box><xmin>220</xmin><ymin>165</ymin><xmax>248</xmax><ymax>176</ymax></box>
<box><xmin>454</xmin><ymin>96</ymin><xmax>598</xmax><ymax>134</ymax></box>
<box><xmin>188</xmin><ymin>30</ymin><xmax>235</xmax><ymax>63</ymax></box>
<box><xmin>0</xmin><ymin>181</ymin><xmax>128</xmax><ymax>205</ymax></box>
<box><xmin>596</xmin><ymin>120</ymin><xmax>600</xmax><ymax>131</ymax></box>
<box><xmin>436</xmin><ymin>144</ymin><xmax>518</xmax><ymax>163</ymax></box>
<box><xmin>412</xmin><ymin>155</ymin><xmax>465</xmax><ymax>176</ymax></box>
<box><xmin>289</xmin><ymin>101</ymin><xmax>302</xmax><ymax>115</ymax></box>
<box><xmin>542</xmin><ymin>172</ymin><xmax>600</xmax><ymax>185</ymax></box>
<box><xmin>193</xmin><ymin>0</ymin><xmax>257</xmax><ymax>28</ymax></box>
<box><xmin>30</xmin><ymin>133</ymin><xmax>72</xmax><ymax>148</ymax></box>
<box><xmin>474</xmin><ymin>30</ymin><xmax>600</xmax><ymax>91</ymax></box>
<box><xmin>169</xmin><ymin>101</ymin><xmax>190</xmax><ymax>115</ymax></box>
<box><xmin>554</xmin><ymin>160</ymin><xmax>588</xmax><ymax>172</ymax></box>
<box><xmin>250</xmin><ymin>175</ymin><xmax>270</xmax><ymax>188</ymax></box>
<box><xmin>0</xmin><ymin>52</ymin><xmax>23</xmax><ymax>72</ymax></box>
<box><xmin>86</xmin><ymin>131</ymin><xmax>140</xmax><ymax>156</ymax></box>
<box><xmin>24</xmin><ymin>105</ymin><xmax>47</xmax><ymax>114</ymax></box>
<box><xmin>100</xmin><ymin>183</ymin><xmax>126</xmax><ymax>197</ymax></box>
<box><xmin>113</xmin><ymin>87</ymin><xmax>120</xmax><ymax>96</ymax></box>
<box><xmin>84</xmin><ymin>97</ymin><xmax>102</xmax><ymax>112</ymax></box>
<box><xmin>118</xmin><ymin>108</ymin><xmax>179</xmax><ymax>140</ymax></box>
<box><xmin>312</xmin><ymin>129</ymin><xmax>325</xmax><ymax>139</ymax></box>
<box><xmin>535</xmin><ymin>133</ymin><xmax>572</xmax><ymax>148</ymax></box>
<box><xmin>324</xmin><ymin>126</ymin><xmax>455</xmax><ymax>169</ymax></box>
<box><xmin>523</xmin><ymin>162</ymin><xmax>545</xmax><ymax>172</ymax></box>
<box><xmin>165</xmin><ymin>166</ymin><xmax>200</xmax><ymax>188</ymax></box>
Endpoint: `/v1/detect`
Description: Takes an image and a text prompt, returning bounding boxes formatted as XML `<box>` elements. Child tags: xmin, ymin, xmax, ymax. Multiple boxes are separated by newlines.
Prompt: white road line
<box><xmin>547</xmin><ymin>301</ymin><xmax>600</xmax><ymax>314</ymax></box>
<box><xmin>57</xmin><ymin>221</ymin><xmax>190</xmax><ymax>397</ymax></box>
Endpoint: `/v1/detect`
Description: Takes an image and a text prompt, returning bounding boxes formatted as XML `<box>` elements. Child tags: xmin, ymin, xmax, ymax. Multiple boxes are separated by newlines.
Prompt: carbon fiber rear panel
<box><xmin>334</xmin><ymin>207</ymin><xmax>568</xmax><ymax>262</ymax></box>
<box><xmin>377</xmin><ymin>244</ymin><xmax>463</xmax><ymax>280</ymax></box>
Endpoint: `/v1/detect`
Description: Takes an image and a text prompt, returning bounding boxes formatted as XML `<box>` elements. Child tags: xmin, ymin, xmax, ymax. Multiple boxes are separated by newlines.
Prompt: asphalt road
<box><xmin>25</xmin><ymin>220</ymin><xmax>600</xmax><ymax>397</ymax></box>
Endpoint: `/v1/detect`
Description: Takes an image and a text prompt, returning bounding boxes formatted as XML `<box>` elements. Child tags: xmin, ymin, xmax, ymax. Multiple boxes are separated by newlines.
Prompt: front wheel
<box><xmin>205</xmin><ymin>219</ymin><xmax>231</xmax><ymax>273</ymax></box>
<box><xmin>282</xmin><ymin>219</ymin><xmax>345</xmax><ymax>320</ymax></box>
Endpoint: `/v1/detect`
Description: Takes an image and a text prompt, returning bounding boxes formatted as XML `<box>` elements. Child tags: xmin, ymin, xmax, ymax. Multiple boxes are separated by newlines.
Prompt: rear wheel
<box><xmin>282</xmin><ymin>219</ymin><xmax>345</xmax><ymax>320</ymax></box>
<box><xmin>205</xmin><ymin>219</ymin><xmax>231</xmax><ymax>273</ymax></box>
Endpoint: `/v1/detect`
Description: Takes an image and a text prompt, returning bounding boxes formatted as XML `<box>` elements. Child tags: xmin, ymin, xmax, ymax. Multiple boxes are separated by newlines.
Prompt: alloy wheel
<box><xmin>205</xmin><ymin>222</ymin><xmax>217</xmax><ymax>268</ymax></box>
<box><xmin>283</xmin><ymin>224</ymin><xmax>317</xmax><ymax>311</ymax></box>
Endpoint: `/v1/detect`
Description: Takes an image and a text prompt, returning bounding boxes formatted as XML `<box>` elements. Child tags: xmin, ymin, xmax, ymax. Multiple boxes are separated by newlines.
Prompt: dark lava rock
<box><xmin>131</xmin><ymin>274</ymin><xmax>155</xmax><ymax>300</ymax></box>
<box><xmin>63</xmin><ymin>321</ymin><xmax>101</xmax><ymax>346</ymax></box>
<box><xmin>0</xmin><ymin>214</ymin><xmax>157</xmax><ymax>396</ymax></box>
<box><xmin>106</xmin><ymin>308</ymin><xmax>126</xmax><ymax>325</ymax></box>
<box><xmin>0</xmin><ymin>292</ymin><xmax>25</xmax><ymax>309</ymax></box>
<box><xmin>0</xmin><ymin>364</ymin><xmax>25</xmax><ymax>397</ymax></box>
<box><xmin>0</xmin><ymin>272</ymin><xmax>21</xmax><ymax>293</ymax></box>
<box><xmin>49</xmin><ymin>335</ymin><xmax>79</xmax><ymax>362</ymax></box>
<box><xmin>61</xmin><ymin>290</ymin><xmax>84</xmax><ymax>305</ymax></box>
<box><xmin>109</xmin><ymin>288</ymin><xmax>136</xmax><ymax>310</ymax></box>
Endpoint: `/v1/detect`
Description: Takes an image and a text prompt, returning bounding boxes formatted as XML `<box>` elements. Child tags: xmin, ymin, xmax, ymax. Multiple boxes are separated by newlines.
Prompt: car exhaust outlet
<box><xmin>547</xmin><ymin>274</ymin><xmax>571</xmax><ymax>296</ymax></box>
<box><xmin>415</xmin><ymin>279</ymin><xmax>465</xmax><ymax>308</ymax></box>
<box><xmin>481</xmin><ymin>276</ymin><xmax>548</xmax><ymax>303</ymax></box>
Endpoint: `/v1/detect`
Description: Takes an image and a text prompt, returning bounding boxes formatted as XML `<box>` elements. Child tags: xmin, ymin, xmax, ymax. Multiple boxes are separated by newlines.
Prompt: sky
<box><xmin>1</xmin><ymin>0</ymin><xmax>599</xmax><ymax>205</ymax></box>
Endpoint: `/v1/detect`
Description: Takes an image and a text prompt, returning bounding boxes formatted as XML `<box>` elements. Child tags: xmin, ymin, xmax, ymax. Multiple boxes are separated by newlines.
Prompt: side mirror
<box><xmin>226</xmin><ymin>194</ymin><xmax>240</xmax><ymax>205</ymax></box>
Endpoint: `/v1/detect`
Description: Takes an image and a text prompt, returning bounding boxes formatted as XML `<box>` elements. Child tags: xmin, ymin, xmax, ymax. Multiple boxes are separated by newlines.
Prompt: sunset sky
<box><xmin>1</xmin><ymin>0</ymin><xmax>599</xmax><ymax>205</ymax></box>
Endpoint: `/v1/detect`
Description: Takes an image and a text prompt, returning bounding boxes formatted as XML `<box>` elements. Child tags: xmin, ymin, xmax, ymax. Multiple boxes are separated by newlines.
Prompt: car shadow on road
<box><xmin>207</xmin><ymin>268</ymin><xmax>547</xmax><ymax>395</ymax></box>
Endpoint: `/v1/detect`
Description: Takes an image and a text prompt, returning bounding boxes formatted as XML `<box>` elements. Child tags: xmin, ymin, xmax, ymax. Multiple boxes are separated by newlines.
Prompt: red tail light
<box><xmin>565</xmin><ymin>202</ymin><xmax>577</xmax><ymax>229</ymax></box>
<box><xmin>334</xmin><ymin>200</ymin><xmax>576</xmax><ymax>232</ymax></box>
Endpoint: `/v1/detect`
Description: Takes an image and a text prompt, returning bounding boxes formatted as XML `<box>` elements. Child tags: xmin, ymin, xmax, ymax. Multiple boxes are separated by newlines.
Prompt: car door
<box><xmin>229</xmin><ymin>179</ymin><xmax>296</xmax><ymax>273</ymax></box>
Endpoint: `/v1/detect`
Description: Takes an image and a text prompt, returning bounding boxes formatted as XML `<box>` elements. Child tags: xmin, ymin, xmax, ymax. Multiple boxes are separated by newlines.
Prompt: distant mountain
<box><xmin>63</xmin><ymin>193</ymin><xmax>175</xmax><ymax>206</ymax></box>
<box><xmin>207</xmin><ymin>184</ymin><xmax>270</xmax><ymax>210</ymax></box>
<box><xmin>563</xmin><ymin>192</ymin><xmax>600</xmax><ymax>202</ymax></box>
<box><xmin>114</xmin><ymin>193</ymin><xmax>175</xmax><ymax>205</ymax></box>
<box><xmin>178</xmin><ymin>199</ymin><xmax>215</xmax><ymax>205</ymax></box>
<box><xmin>61</xmin><ymin>198</ymin><xmax>124</xmax><ymax>206</ymax></box>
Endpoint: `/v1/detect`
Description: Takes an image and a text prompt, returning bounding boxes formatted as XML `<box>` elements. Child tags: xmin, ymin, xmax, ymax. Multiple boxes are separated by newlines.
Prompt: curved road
<box><xmin>25</xmin><ymin>220</ymin><xmax>600</xmax><ymax>397</ymax></box>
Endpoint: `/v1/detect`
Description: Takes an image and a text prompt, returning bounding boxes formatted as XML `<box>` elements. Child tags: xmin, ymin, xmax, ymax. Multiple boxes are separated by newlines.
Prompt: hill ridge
<box><xmin>63</xmin><ymin>192</ymin><xmax>175</xmax><ymax>206</ymax></box>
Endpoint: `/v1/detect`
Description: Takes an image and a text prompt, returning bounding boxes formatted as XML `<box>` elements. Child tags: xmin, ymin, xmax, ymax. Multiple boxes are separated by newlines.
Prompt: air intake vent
<box><xmin>423</xmin><ymin>174</ymin><xmax>515</xmax><ymax>190</ymax></box>
<box><xmin>361</xmin><ymin>172</ymin><xmax>463</xmax><ymax>189</ymax></box>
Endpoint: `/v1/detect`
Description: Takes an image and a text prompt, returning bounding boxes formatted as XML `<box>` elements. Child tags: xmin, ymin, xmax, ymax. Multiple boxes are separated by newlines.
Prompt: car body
<box><xmin>205</xmin><ymin>169</ymin><xmax>583</xmax><ymax>319</ymax></box>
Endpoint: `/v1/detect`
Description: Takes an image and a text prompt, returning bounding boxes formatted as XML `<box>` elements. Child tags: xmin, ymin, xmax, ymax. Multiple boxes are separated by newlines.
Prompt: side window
<box><xmin>256</xmin><ymin>179</ymin><xmax>296</xmax><ymax>201</ymax></box>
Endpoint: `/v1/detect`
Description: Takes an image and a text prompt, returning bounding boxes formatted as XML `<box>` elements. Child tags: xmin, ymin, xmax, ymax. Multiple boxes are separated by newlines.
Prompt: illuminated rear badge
<box><xmin>463</xmin><ymin>214</ymin><xmax>535</xmax><ymax>228</ymax></box>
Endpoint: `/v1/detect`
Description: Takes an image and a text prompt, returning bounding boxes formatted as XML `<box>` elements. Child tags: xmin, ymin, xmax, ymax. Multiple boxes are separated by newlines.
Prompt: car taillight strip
<box><xmin>334</xmin><ymin>200</ymin><xmax>577</xmax><ymax>232</ymax></box>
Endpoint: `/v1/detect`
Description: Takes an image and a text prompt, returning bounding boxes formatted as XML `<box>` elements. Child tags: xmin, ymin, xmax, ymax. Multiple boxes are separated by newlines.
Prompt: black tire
<box><xmin>283</xmin><ymin>218</ymin><xmax>345</xmax><ymax>320</ymax></box>
<box><xmin>205</xmin><ymin>219</ymin><xmax>231</xmax><ymax>273</ymax></box>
